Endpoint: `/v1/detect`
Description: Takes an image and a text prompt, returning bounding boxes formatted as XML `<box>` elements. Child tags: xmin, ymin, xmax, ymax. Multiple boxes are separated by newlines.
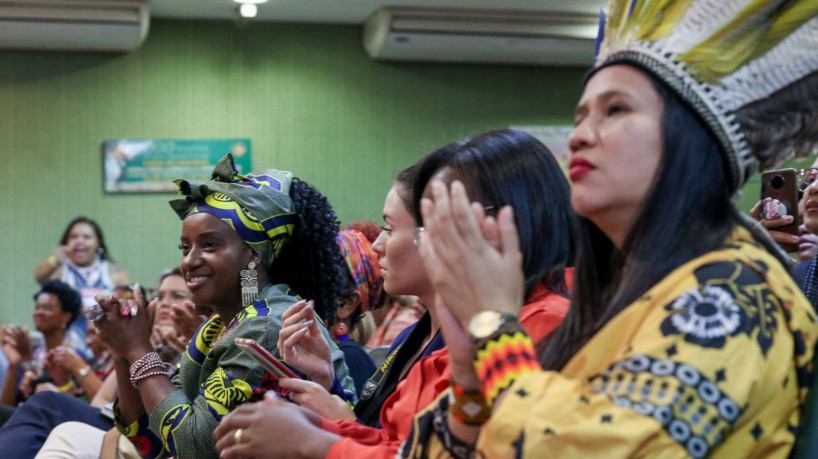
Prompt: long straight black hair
<box><xmin>411</xmin><ymin>129</ymin><xmax>575</xmax><ymax>299</ymax></box>
<box><xmin>539</xmin><ymin>68</ymin><xmax>789</xmax><ymax>370</ymax></box>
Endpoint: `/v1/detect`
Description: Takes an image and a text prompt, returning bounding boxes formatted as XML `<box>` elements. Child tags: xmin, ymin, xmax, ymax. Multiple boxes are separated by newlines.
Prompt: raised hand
<box><xmin>52</xmin><ymin>245</ymin><xmax>70</xmax><ymax>265</ymax></box>
<box><xmin>1</xmin><ymin>325</ymin><xmax>33</xmax><ymax>365</ymax></box>
<box><xmin>94</xmin><ymin>289</ymin><xmax>153</xmax><ymax>364</ymax></box>
<box><xmin>170</xmin><ymin>300</ymin><xmax>206</xmax><ymax>341</ymax></box>
<box><xmin>417</xmin><ymin>180</ymin><xmax>525</xmax><ymax>328</ymax></box>
<box><xmin>276</xmin><ymin>300</ymin><xmax>334</xmax><ymax>390</ymax></box>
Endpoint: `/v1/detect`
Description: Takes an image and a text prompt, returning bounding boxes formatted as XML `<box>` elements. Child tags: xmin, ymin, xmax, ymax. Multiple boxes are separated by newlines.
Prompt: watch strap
<box><xmin>449</xmin><ymin>384</ymin><xmax>491</xmax><ymax>426</ymax></box>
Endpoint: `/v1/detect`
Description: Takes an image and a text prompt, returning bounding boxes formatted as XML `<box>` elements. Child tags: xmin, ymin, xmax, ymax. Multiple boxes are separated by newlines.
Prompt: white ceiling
<box><xmin>149</xmin><ymin>0</ymin><xmax>607</xmax><ymax>25</ymax></box>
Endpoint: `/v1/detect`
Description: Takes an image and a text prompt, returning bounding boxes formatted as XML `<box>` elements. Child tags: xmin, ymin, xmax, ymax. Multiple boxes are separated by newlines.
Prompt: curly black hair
<box><xmin>35</xmin><ymin>280</ymin><xmax>82</xmax><ymax>328</ymax></box>
<box><xmin>269</xmin><ymin>178</ymin><xmax>352</xmax><ymax>322</ymax></box>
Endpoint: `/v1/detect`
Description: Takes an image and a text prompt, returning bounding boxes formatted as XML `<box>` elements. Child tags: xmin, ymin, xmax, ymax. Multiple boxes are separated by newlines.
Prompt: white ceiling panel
<box><xmin>149</xmin><ymin>0</ymin><xmax>607</xmax><ymax>24</ymax></box>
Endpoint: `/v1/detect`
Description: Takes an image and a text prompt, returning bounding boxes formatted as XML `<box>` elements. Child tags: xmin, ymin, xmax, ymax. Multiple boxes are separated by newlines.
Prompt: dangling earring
<box><xmin>333</xmin><ymin>322</ymin><xmax>348</xmax><ymax>338</ymax></box>
<box><xmin>240</xmin><ymin>261</ymin><xmax>259</xmax><ymax>307</ymax></box>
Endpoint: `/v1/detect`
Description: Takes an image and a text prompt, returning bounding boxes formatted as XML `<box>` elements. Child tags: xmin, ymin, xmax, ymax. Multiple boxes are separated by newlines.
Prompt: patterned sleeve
<box><xmin>144</xmin><ymin>317</ymin><xmax>277</xmax><ymax>459</ymax></box>
<box><xmin>113</xmin><ymin>367</ymin><xmax>183</xmax><ymax>458</ymax></box>
<box><xmin>402</xmin><ymin>259</ymin><xmax>815</xmax><ymax>458</ymax></box>
<box><xmin>113</xmin><ymin>397</ymin><xmax>167</xmax><ymax>459</ymax></box>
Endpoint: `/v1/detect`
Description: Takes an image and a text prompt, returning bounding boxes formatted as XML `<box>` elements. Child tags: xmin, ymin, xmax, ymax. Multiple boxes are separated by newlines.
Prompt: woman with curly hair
<box><xmin>73</xmin><ymin>154</ymin><xmax>356</xmax><ymax>459</ymax></box>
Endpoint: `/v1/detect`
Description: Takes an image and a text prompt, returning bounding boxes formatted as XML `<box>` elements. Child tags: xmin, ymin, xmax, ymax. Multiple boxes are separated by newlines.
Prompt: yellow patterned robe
<box><xmin>403</xmin><ymin>228</ymin><xmax>818</xmax><ymax>458</ymax></box>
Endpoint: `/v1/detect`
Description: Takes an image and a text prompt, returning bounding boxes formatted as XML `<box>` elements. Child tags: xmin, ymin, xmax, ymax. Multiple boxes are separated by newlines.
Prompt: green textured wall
<box><xmin>0</xmin><ymin>19</ymin><xmax>586</xmax><ymax>325</ymax></box>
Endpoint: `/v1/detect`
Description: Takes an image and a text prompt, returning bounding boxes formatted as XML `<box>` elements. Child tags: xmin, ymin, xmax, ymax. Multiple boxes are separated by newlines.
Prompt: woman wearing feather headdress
<box><xmin>388</xmin><ymin>0</ymin><xmax>818</xmax><ymax>457</ymax></box>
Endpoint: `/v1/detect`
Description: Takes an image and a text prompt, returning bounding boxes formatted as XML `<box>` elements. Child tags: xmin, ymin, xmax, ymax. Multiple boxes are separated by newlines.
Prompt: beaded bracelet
<box><xmin>449</xmin><ymin>384</ymin><xmax>490</xmax><ymax>426</ymax></box>
<box><xmin>130</xmin><ymin>352</ymin><xmax>163</xmax><ymax>374</ymax></box>
<box><xmin>132</xmin><ymin>367</ymin><xmax>176</xmax><ymax>387</ymax></box>
<box><xmin>473</xmin><ymin>322</ymin><xmax>540</xmax><ymax>406</ymax></box>
<box><xmin>130</xmin><ymin>352</ymin><xmax>176</xmax><ymax>388</ymax></box>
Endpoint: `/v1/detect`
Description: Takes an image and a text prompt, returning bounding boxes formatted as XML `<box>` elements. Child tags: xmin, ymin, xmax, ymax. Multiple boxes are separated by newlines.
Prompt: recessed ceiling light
<box><xmin>233</xmin><ymin>0</ymin><xmax>268</xmax><ymax>4</ymax></box>
<box><xmin>239</xmin><ymin>3</ymin><xmax>258</xmax><ymax>17</ymax></box>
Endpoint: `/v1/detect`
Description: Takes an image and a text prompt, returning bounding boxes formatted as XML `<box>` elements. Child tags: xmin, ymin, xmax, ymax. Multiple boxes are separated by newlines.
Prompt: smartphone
<box><xmin>760</xmin><ymin>168</ymin><xmax>799</xmax><ymax>252</ymax></box>
<box><xmin>234</xmin><ymin>338</ymin><xmax>300</xmax><ymax>380</ymax></box>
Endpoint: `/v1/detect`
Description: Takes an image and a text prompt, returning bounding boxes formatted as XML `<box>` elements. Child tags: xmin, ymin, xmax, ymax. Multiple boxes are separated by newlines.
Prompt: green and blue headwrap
<box><xmin>169</xmin><ymin>154</ymin><xmax>296</xmax><ymax>268</ymax></box>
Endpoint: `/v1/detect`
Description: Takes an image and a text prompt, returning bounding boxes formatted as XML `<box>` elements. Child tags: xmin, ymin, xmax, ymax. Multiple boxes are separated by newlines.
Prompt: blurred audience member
<box><xmin>43</xmin><ymin>319</ymin><xmax>113</xmax><ymax>401</ymax></box>
<box><xmin>147</xmin><ymin>268</ymin><xmax>203</xmax><ymax>366</ymax></box>
<box><xmin>366</xmin><ymin>296</ymin><xmax>422</xmax><ymax>349</ymax></box>
<box><xmin>794</xmin><ymin>167</ymin><xmax>818</xmax><ymax>308</ymax></box>
<box><xmin>0</xmin><ymin>281</ymin><xmax>83</xmax><ymax>409</ymax></box>
<box><xmin>334</xmin><ymin>228</ymin><xmax>383</xmax><ymax>393</ymax></box>
<box><xmin>33</xmin><ymin>217</ymin><xmax>131</xmax><ymax>356</ymax></box>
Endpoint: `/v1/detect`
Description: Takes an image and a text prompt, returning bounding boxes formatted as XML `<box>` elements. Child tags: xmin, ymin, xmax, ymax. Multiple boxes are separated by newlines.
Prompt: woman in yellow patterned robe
<box><xmin>396</xmin><ymin>1</ymin><xmax>818</xmax><ymax>455</ymax></box>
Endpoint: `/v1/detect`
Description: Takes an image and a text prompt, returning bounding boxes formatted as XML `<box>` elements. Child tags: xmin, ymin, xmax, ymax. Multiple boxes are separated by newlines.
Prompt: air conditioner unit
<box><xmin>0</xmin><ymin>0</ymin><xmax>149</xmax><ymax>52</ymax></box>
<box><xmin>363</xmin><ymin>7</ymin><xmax>599</xmax><ymax>67</ymax></box>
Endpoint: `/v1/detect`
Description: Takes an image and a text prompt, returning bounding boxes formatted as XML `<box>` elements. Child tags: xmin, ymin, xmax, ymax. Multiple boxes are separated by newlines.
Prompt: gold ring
<box><xmin>234</xmin><ymin>428</ymin><xmax>243</xmax><ymax>444</ymax></box>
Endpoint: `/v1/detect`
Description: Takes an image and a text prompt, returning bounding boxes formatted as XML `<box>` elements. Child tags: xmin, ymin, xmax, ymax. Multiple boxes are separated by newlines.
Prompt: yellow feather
<box><xmin>682</xmin><ymin>0</ymin><xmax>817</xmax><ymax>82</ymax></box>
<box><xmin>607</xmin><ymin>0</ymin><xmax>636</xmax><ymax>42</ymax></box>
<box><xmin>629</xmin><ymin>0</ymin><xmax>679</xmax><ymax>39</ymax></box>
<box><xmin>755</xmin><ymin>1</ymin><xmax>818</xmax><ymax>58</ymax></box>
<box><xmin>643</xmin><ymin>0</ymin><xmax>696</xmax><ymax>40</ymax></box>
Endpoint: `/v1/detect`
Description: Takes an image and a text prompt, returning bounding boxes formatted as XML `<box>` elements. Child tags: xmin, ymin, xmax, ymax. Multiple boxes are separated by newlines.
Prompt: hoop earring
<box><xmin>240</xmin><ymin>261</ymin><xmax>259</xmax><ymax>307</ymax></box>
<box><xmin>333</xmin><ymin>322</ymin><xmax>348</xmax><ymax>338</ymax></box>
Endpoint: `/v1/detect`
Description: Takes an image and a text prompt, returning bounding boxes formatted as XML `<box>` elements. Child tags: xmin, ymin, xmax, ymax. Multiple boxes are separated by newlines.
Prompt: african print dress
<box><xmin>402</xmin><ymin>227</ymin><xmax>818</xmax><ymax>458</ymax></box>
<box><xmin>113</xmin><ymin>283</ymin><xmax>356</xmax><ymax>459</ymax></box>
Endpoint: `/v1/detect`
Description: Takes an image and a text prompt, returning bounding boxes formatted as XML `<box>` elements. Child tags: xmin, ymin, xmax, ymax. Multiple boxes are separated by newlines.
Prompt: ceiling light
<box><xmin>239</xmin><ymin>3</ymin><xmax>257</xmax><ymax>18</ymax></box>
<box><xmin>233</xmin><ymin>0</ymin><xmax>268</xmax><ymax>4</ymax></box>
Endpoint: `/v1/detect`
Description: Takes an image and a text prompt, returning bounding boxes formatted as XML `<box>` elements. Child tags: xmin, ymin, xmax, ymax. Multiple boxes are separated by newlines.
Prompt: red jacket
<box><xmin>322</xmin><ymin>269</ymin><xmax>573</xmax><ymax>458</ymax></box>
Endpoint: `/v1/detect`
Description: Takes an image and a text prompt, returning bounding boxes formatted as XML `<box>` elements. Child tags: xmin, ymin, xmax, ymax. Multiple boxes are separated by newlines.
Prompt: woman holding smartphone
<box><xmin>89</xmin><ymin>154</ymin><xmax>355</xmax><ymax>459</ymax></box>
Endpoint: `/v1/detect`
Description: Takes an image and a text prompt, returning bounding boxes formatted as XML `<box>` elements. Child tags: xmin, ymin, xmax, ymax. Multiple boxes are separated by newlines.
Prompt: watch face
<box><xmin>469</xmin><ymin>311</ymin><xmax>502</xmax><ymax>339</ymax></box>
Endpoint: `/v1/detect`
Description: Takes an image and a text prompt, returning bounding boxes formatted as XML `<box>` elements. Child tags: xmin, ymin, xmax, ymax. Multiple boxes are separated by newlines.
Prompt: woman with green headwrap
<box><xmin>93</xmin><ymin>154</ymin><xmax>355</xmax><ymax>459</ymax></box>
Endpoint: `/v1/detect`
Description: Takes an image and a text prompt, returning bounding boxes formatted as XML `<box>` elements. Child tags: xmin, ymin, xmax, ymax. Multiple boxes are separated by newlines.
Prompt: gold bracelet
<box><xmin>47</xmin><ymin>255</ymin><xmax>58</xmax><ymax>267</ymax></box>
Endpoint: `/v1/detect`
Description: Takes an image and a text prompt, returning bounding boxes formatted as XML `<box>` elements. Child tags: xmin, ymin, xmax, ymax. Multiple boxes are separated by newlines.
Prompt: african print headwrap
<box><xmin>169</xmin><ymin>154</ymin><xmax>296</xmax><ymax>268</ymax></box>
<box><xmin>336</xmin><ymin>229</ymin><xmax>383</xmax><ymax>312</ymax></box>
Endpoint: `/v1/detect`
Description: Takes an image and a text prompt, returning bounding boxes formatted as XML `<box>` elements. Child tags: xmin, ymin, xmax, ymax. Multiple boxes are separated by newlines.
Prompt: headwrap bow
<box><xmin>169</xmin><ymin>154</ymin><xmax>297</xmax><ymax>268</ymax></box>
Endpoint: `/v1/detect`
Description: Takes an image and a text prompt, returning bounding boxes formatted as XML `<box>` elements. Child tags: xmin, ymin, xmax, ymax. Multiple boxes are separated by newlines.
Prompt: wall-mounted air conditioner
<box><xmin>0</xmin><ymin>0</ymin><xmax>149</xmax><ymax>52</ymax></box>
<box><xmin>363</xmin><ymin>7</ymin><xmax>599</xmax><ymax>67</ymax></box>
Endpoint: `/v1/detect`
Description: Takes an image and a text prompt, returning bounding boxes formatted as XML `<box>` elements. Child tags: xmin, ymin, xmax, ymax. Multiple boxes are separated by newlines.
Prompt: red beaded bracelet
<box><xmin>474</xmin><ymin>328</ymin><xmax>540</xmax><ymax>405</ymax></box>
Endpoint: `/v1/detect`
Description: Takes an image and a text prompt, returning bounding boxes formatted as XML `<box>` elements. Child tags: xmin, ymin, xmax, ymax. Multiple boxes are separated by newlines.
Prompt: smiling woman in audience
<box><xmin>92</xmin><ymin>154</ymin><xmax>354</xmax><ymax>459</ymax></box>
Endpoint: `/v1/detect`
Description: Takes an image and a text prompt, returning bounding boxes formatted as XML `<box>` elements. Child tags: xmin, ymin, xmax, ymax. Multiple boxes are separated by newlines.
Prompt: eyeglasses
<box><xmin>412</xmin><ymin>205</ymin><xmax>497</xmax><ymax>251</ymax></box>
<box><xmin>798</xmin><ymin>168</ymin><xmax>818</xmax><ymax>191</ymax></box>
<box><xmin>413</xmin><ymin>227</ymin><xmax>425</xmax><ymax>250</ymax></box>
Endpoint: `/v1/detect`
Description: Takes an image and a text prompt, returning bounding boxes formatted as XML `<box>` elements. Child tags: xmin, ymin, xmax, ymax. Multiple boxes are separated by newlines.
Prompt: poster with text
<box><xmin>103</xmin><ymin>139</ymin><xmax>251</xmax><ymax>193</ymax></box>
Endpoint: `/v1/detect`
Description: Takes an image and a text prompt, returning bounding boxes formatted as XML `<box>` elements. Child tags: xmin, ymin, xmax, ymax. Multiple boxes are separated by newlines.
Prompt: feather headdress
<box><xmin>594</xmin><ymin>0</ymin><xmax>818</xmax><ymax>191</ymax></box>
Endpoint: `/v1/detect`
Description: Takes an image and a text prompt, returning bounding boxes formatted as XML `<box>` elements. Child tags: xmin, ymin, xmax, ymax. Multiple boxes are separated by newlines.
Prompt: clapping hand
<box><xmin>94</xmin><ymin>286</ymin><xmax>153</xmax><ymax>363</ymax></box>
<box><xmin>1</xmin><ymin>325</ymin><xmax>32</xmax><ymax>366</ymax></box>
